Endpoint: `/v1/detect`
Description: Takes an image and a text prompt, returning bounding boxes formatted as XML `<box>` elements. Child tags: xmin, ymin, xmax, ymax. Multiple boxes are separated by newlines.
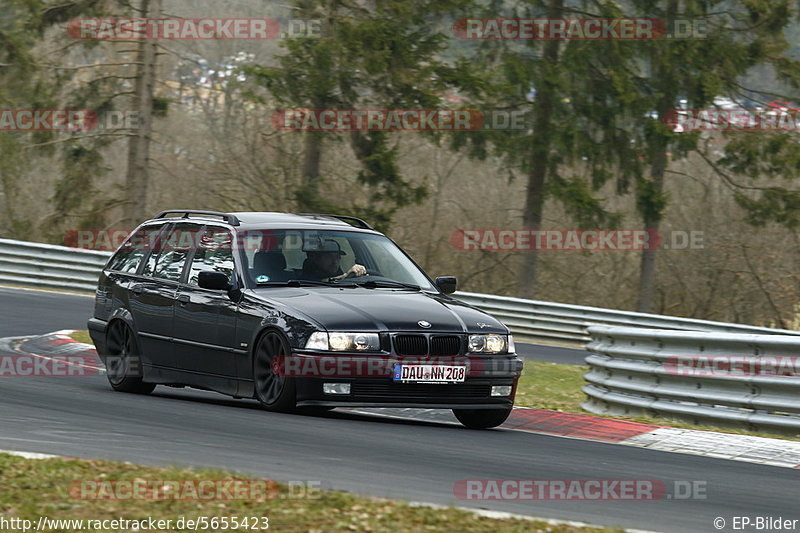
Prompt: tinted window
<box><xmin>187</xmin><ymin>227</ymin><xmax>235</xmax><ymax>285</ymax></box>
<box><xmin>144</xmin><ymin>223</ymin><xmax>197</xmax><ymax>281</ymax></box>
<box><xmin>107</xmin><ymin>226</ymin><xmax>159</xmax><ymax>273</ymax></box>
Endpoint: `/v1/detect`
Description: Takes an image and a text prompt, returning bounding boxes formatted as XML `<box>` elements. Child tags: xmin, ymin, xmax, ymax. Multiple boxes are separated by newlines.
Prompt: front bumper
<box><xmin>290</xmin><ymin>352</ymin><xmax>523</xmax><ymax>409</ymax></box>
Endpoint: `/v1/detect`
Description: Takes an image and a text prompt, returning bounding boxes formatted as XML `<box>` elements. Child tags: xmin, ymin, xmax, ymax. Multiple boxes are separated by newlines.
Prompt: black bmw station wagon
<box><xmin>88</xmin><ymin>211</ymin><xmax>523</xmax><ymax>428</ymax></box>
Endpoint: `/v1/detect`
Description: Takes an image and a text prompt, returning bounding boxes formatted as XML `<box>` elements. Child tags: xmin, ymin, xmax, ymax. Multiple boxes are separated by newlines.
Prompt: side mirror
<box><xmin>198</xmin><ymin>271</ymin><xmax>231</xmax><ymax>291</ymax></box>
<box><xmin>435</xmin><ymin>276</ymin><xmax>457</xmax><ymax>294</ymax></box>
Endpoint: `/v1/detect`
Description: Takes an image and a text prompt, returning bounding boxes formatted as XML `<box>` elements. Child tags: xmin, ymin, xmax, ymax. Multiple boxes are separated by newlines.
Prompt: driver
<box><xmin>301</xmin><ymin>239</ymin><xmax>367</xmax><ymax>282</ymax></box>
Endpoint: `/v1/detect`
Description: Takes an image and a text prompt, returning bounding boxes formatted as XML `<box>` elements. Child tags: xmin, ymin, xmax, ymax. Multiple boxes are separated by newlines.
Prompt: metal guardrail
<box><xmin>0</xmin><ymin>238</ymin><xmax>797</xmax><ymax>347</ymax></box>
<box><xmin>0</xmin><ymin>239</ymin><xmax>110</xmax><ymax>293</ymax></box>
<box><xmin>583</xmin><ymin>326</ymin><xmax>800</xmax><ymax>433</ymax></box>
<box><xmin>454</xmin><ymin>292</ymin><xmax>800</xmax><ymax>346</ymax></box>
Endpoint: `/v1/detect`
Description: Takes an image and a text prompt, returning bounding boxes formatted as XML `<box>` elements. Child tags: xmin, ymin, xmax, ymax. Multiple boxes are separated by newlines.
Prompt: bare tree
<box><xmin>123</xmin><ymin>0</ymin><xmax>162</xmax><ymax>227</ymax></box>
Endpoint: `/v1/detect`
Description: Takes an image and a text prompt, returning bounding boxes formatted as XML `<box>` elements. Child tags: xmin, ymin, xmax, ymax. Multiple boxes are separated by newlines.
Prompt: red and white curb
<box><xmin>505</xmin><ymin>408</ymin><xmax>800</xmax><ymax>469</ymax></box>
<box><xmin>345</xmin><ymin>407</ymin><xmax>800</xmax><ymax>470</ymax></box>
<box><xmin>11</xmin><ymin>329</ymin><xmax>104</xmax><ymax>373</ymax></box>
<box><xmin>18</xmin><ymin>331</ymin><xmax>800</xmax><ymax>470</ymax></box>
<box><xmin>36</xmin><ymin>329</ymin><xmax>99</xmax><ymax>357</ymax></box>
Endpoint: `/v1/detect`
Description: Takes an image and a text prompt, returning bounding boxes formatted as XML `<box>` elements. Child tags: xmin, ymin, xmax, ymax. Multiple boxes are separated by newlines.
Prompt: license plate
<box><xmin>392</xmin><ymin>364</ymin><xmax>466</xmax><ymax>384</ymax></box>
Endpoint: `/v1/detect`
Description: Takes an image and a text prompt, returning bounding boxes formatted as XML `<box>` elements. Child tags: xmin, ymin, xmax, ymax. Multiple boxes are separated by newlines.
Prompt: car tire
<box><xmin>253</xmin><ymin>331</ymin><xmax>297</xmax><ymax>412</ymax></box>
<box><xmin>452</xmin><ymin>408</ymin><xmax>512</xmax><ymax>429</ymax></box>
<box><xmin>104</xmin><ymin>320</ymin><xmax>156</xmax><ymax>394</ymax></box>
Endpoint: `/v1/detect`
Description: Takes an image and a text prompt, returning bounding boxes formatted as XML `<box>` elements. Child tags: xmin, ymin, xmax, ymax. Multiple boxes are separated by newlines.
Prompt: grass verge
<box><xmin>68</xmin><ymin>329</ymin><xmax>93</xmax><ymax>345</ymax></box>
<box><xmin>0</xmin><ymin>453</ymin><xmax>621</xmax><ymax>532</ymax></box>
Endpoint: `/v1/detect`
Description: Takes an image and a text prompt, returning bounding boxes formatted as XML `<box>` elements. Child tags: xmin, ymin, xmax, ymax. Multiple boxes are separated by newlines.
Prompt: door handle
<box><xmin>132</xmin><ymin>285</ymin><xmax>143</xmax><ymax>295</ymax></box>
<box><xmin>177</xmin><ymin>294</ymin><xmax>190</xmax><ymax>304</ymax></box>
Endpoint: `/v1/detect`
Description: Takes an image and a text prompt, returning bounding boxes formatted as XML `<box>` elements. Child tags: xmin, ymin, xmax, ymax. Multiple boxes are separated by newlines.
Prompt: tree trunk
<box><xmin>296</xmin><ymin>132</ymin><xmax>322</xmax><ymax>211</ymax></box>
<box><xmin>0</xmin><ymin>137</ymin><xmax>22</xmax><ymax>237</ymax></box>
<box><xmin>123</xmin><ymin>0</ymin><xmax>160</xmax><ymax>227</ymax></box>
<box><xmin>636</xmin><ymin>0</ymin><xmax>678</xmax><ymax>313</ymax></box>
<box><xmin>515</xmin><ymin>0</ymin><xmax>563</xmax><ymax>299</ymax></box>
<box><xmin>635</xmin><ymin>144</ymin><xmax>667</xmax><ymax>313</ymax></box>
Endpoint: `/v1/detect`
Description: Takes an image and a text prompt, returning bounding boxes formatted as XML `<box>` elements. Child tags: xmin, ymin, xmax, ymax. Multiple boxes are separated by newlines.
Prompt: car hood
<box><xmin>250</xmin><ymin>287</ymin><xmax>508</xmax><ymax>334</ymax></box>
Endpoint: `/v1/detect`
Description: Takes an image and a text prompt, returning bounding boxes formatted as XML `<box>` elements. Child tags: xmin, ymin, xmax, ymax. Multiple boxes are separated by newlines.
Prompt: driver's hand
<box><xmin>346</xmin><ymin>264</ymin><xmax>367</xmax><ymax>277</ymax></box>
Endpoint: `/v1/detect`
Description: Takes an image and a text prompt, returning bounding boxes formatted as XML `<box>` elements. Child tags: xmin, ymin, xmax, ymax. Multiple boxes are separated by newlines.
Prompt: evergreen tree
<box><xmin>246</xmin><ymin>0</ymin><xmax>463</xmax><ymax>230</ymax></box>
<box><xmin>627</xmin><ymin>0</ymin><xmax>800</xmax><ymax>312</ymax></box>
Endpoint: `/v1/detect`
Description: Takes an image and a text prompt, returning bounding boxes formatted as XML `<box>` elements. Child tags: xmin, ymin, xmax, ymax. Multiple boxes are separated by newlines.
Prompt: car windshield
<box><xmin>240</xmin><ymin>229</ymin><xmax>436</xmax><ymax>291</ymax></box>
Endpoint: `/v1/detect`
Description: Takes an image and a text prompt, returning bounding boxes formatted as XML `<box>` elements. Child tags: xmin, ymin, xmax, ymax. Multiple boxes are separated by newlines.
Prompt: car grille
<box><xmin>393</xmin><ymin>335</ymin><xmax>428</xmax><ymax>355</ymax></box>
<box><xmin>430</xmin><ymin>335</ymin><xmax>461</xmax><ymax>355</ymax></box>
<box><xmin>393</xmin><ymin>334</ymin><xmax>462</xmax><ymax>356</ymax></box>
<box><xmin>351</xmin><ymin>381</ymin><xmax>490</xmax><ymax>400</ymax></box>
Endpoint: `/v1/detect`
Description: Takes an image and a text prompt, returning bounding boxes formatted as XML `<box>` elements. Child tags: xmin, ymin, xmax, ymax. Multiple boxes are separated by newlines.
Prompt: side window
<box><xmin>187</xmin><ymin>227</ymin><xmax>235</xmax><ymax>285</ymax></box>
<box><xmin>144</xmin><ymin>223</ymin><xmax>196</xmax><ymax>281</ymax></box>
<box><xmin>107</xmin><ymin>226</ymin><xmax>158</xmax><ymax>273</ymax></box>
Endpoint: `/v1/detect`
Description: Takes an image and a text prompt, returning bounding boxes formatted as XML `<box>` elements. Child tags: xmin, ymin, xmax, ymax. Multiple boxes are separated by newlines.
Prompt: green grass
<box><xmin>515</xmin><ymin>361</ymin><xmax>800</xmax><ymax>441</ymax></box>
<box><xmin>68</xmin><ymin>329</ymin><xmax>93</xmax><ymax>345</ymax></box>
<box><xmin>514</xmin><ymin>361</ymin><xmax>588</xmax><ymax>412</ymax></box>
<box><xmin>0</xmin><ymin>454</ymin><xmax>622</xmax><ymax>532</ymax></box>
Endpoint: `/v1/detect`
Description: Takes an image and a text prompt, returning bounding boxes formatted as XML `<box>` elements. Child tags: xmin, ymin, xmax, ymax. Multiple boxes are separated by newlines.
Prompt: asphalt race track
<box><xmin>514</xmin><ymin>342</ymin><xmax>589</xmax><ymax>365</ymax></box>
<box><xmin>0</xmin><ymin>287</ymin><xmax>96</xmax><ymax>337</ymax></box>
<box><xmin>0</xmin><ymin>286</ymin><xmax>796</xmax><ymax>532</ymax></box>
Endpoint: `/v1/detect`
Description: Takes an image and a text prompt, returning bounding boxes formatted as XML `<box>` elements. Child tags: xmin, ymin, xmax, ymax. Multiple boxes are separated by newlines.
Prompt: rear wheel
<box><xmin>105</xmin><ymin>321</ymin><xmax>155</xmax><ymax>394</ymax></box>
<box><xmin>453</xmin><ymin>408</ymin><xmax>511</xmax><ymax>429</ymax></box>
<box><xmin>253</xmin><ymin>331</ymin><xmax>296</xmax><ymax>412</ymax></box>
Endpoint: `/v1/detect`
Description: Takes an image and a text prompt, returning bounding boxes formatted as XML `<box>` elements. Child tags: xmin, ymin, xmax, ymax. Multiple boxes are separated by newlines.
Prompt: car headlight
<box><xmin>305</xmin><ymin>332</ymin><xmax>380</xmax><ymax>352</ymax></box>
<box><xmin>468</xmin><ymin>334</ymin><xmax>509</xmax><ymax>354</ymax></box>
<box><xmin>305</xmin><ymin>332</ymin><xmax>329</xmax><ymax>351</ymax></box>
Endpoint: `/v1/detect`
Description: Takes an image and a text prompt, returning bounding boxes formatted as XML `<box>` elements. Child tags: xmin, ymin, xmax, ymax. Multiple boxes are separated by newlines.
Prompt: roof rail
<box><xmin>297</xmin><ymin>213</ymin><xmax>374</xmax><ymax>230</ymax></box>
<box><xmin>154</xmin><ymin>210</ymin><xmax>241</xmax><ymax>226</ymax></box>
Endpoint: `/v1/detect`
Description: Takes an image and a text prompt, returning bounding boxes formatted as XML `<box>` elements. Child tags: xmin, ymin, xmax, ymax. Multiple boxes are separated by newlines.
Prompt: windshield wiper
<box><xmin>346</xmin><ymin>279</ymin><xmax>422</xmax><ymax>290</ymax></box>
<box><xmin>256</xmin><ymin>279</ymin><xmax>333</xmax><ymax>287</ymax></box>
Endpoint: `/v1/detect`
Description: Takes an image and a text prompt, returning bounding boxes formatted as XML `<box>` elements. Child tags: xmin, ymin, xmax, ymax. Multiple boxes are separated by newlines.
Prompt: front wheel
<box><xmin>104</xmin><ymin>321</ymin><xmax>155</xmax><ymax>394</ymax></box>
<box><xmin>253</xmin><ymin>331</ymin><xmax>297</xmax><ymax>412</ymax></box>
<box><xmin>453</xmin><ymin>408</ymin><xmax>512</xmax><ymax>429</ymax></box>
